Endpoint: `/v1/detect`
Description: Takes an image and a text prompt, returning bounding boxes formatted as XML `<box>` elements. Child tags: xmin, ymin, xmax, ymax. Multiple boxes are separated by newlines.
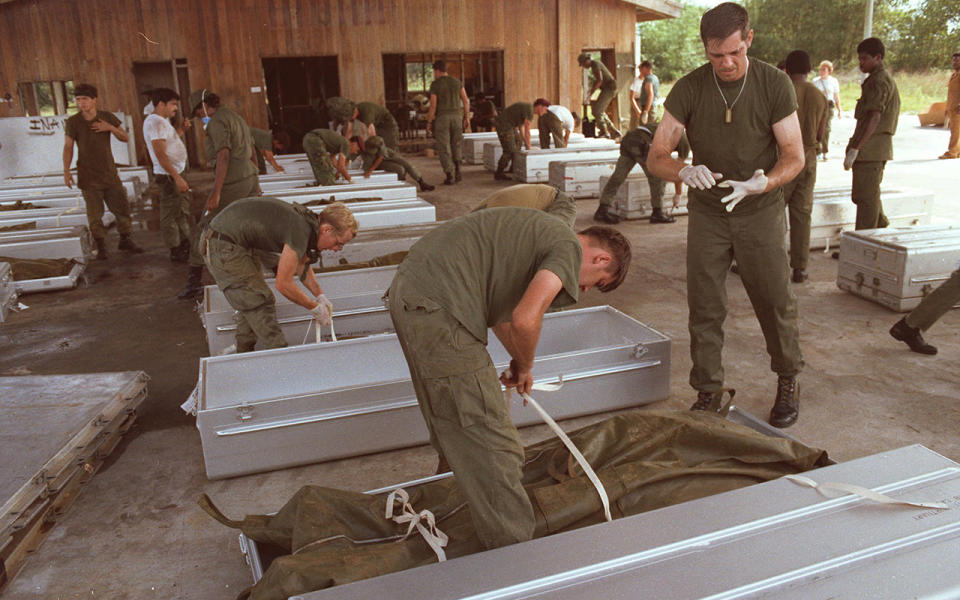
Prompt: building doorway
<box><xmin>132</xmin><ymin>59</ymin><xmax>197</xmax><ymax>167</ymax></box>
<box><xmin>261</xmin><ymin>56</ymin><xmax>340</xmax><ymax>154</ymax></box>
<box><xmin>382</xmin><ymin>51</ymin><xmax>504</xmax><ymax>138</ymax></box>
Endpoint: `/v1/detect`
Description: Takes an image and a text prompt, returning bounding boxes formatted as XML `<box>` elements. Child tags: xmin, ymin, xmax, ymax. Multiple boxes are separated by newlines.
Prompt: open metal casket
<box><xmin>267</xmin><ymin>182</ymin><xmax>418</xmax><ymax>204</ymax></box>
<box><xmin>195</xmin><ymin>306</ymin><xmax>670</xmax><ymax>479</ymax></box>
<box><xmin>0</xmin><ymin>235</ymin><xmax>88</xmax><ymax>294</ymax></box>
<box><xmin>0</xmin><ymin>262</ymin><xmax>16</xmax><ymax>323</ymax></box>
<box><xmin>0</xmin><ymin>206</ymin><xmax>116</xmax><ymax>230</ymax></box>
<box><xmin>257</xmin><ymin>171</ymin><xmax>399</xmax><ymax>193</ymax></box>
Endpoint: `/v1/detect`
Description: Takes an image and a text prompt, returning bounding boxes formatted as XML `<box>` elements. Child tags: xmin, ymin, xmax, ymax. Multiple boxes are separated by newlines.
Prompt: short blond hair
<box><xmin>319</xmin><ymin>202</ymin><xmax>358</xmax><ymax>234</ymax></box>
<box><xmin>819</xmin><ymin>60</ymin><xmax>834</xmax><ymax>72</ymax></box>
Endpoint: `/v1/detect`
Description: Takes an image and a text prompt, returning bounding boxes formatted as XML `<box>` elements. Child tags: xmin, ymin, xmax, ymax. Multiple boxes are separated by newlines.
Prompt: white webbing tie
<box><xmin>785</xmin><ymin>474</ymin><xmax>949</xmax><ymax>510</ymax></box>
<box><xmin>302</xmin><ymin>314</ymin><xmax>337</xmax><ymax>344</ymax></box>
<box><xmin>384</xmin><ymin>488</ymin><xmax>449</xmax><ymax>562</ymax></box>
<box><xmin>520</xmin><ymin>386</ymin><xmax>613</xmax><ymax>523</ymax></box>
<box><xmin>55</xmin><ymin>206</ymin><xmax>81</xmax><ymax>226</ymax></box>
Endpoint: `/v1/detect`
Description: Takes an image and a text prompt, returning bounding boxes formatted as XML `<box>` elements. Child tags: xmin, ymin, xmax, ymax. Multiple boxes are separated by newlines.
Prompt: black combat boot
<box><xmin>791</xmin><ymin>268</ymin><xmax>808</xmax><ymax>283</ymax></box>
<box><xmin>593</xmin><ymin>204</ymin><xmax>620</xmax><ymax>224</ymax></box>
<box><xmin>417</xmin><ymin>178</ymin><xmax>435</xmax><ymax>192</ymax></box>
<box><xmin>94</xmin><ymin>238</ymin><xmax>108</xmax><ymax>260</ymax></box>
<box><xmin>178</xmin><ymin>266</ymin><xmax>204</xmax><ymax>301</ymax></box>
<box><xmin>649</xmin><ymin>207</ymin><xmax>676</xmax><ymax>224</ymax></box>
<box><xmin>690</xmin><ymin>390</ymin><xmax>727</xmax><ymax>413</ymax></box>
<box><xmin>443</xmin><ymin>172</ymin><xmax>454</xmax><ymax>185</ymax></box>
<box><xmin>889</xmin><ymin>318</ymin><xmax>937</xmax><ymax>355</ymax></box>
<box><xmin>118</xmin><ymin>234</ymin><xmax>144</xmax><ymax>254</ymax></box>
<box><xmin>769</xmin><ymin>376</ymin><xmax>799</xmax><ymax>428</ymax></box>
<box><xmin>454</xmin><ymin>163</ymin><xmax>462</xmax><ymax>183</ymax></box>
<box><xmin>494</xmin><ymin>170</ymin><xmax>511</xmax><ymax>181</ymax></box>
<box><xmin>173</xmin><ymin>238</ymin><xmax>191</xmax><ymax>262</ymax></box>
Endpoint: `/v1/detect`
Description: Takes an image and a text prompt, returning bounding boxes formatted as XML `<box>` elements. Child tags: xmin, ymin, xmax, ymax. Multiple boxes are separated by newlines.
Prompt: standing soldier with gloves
<box><xmin>647</xmin><ymin>2</ymin><xmax>805</xmax><ymax>428</ymax></box>
<box><xmin>202</xmin><ymin>198</ymin><xmax>357</xmax><ymax>353</ymax></box>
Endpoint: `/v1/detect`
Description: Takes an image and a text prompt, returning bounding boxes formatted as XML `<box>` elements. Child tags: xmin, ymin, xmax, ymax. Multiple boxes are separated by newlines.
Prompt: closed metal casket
<box><xmin>511</xmin><ymin>144</ymin><xmax>618</xmax><ymax>183</ymax></box>
<box><xmin>548</xmin><ymin>159</ymin><xmax>639</xmax><ymax>199</ymax></box>
<box><xmin>837</xmin><ymin>224</ymin><xmax>960</xmax><ymax>312</ymax></box>
<box><xmin>268</xmin><ymin>182</ymin><xmax>418</xmax><ymax>204</ymax></box>
<box><xmin>195</xmin><ymin>306</ymin><xmax>670</xmax><ymax>479</ymax></box>
<box><xmin>463</xmin><ymin>132</ymin><xmax>587</xmax><ymax>165</ymax></box>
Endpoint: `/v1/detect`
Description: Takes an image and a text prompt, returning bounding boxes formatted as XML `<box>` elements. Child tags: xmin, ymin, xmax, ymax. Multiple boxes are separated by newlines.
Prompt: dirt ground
<box><xmin>1</xmin><ymin>117</ymin><xmax>958</xmax><ymax>599</ymax></box>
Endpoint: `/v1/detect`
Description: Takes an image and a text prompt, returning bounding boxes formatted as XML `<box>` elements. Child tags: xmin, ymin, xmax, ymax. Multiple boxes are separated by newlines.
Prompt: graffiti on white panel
<box><xmin>28</xmin><ymin>117</ymin><xmax>65</xmax><ymax>135</ymax></box>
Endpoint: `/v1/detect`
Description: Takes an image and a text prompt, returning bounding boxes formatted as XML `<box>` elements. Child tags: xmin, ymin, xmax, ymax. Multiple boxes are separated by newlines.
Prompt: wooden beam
<box><xmin>620</xmin><ymin>0</ymin><xmax>682</xmax><ymax>20</ymax></box>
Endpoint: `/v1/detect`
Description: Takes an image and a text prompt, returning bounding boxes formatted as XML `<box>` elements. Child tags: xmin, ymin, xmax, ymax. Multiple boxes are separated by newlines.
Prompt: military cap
<box><xmin>188</xmin><ymin>88</ymin><xmax>212</xmax><ymax>113</ymax></box>
<box><xmin>577</xmin><ymin>53</ymin><xmax>591</xmax><ymax>66</ymax></box>
<box><xmin>326</xmin><ymin>96</ymin><xmax>357</xmax><ymax>122</ymax></box>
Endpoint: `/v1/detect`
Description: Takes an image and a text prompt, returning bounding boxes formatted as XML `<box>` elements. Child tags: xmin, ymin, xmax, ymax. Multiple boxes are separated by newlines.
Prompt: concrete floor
<box><xmin>1</xmin><ymin>117</ymin><xmax>958</xmax><ymax>599</ymax></box>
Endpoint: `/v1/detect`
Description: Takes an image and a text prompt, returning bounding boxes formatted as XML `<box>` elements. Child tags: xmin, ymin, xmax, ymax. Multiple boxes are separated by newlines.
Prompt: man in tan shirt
<box><xmin>940</xmin><ymin>51</ymin><xmax>960</xmax><ymax>160</ymax></box>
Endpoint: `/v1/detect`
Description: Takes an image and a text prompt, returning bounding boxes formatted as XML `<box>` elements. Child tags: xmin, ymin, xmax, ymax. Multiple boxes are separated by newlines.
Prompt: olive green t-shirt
<box><xmin>794</xmin><ymin>80</ymin><xmax>829</xmax><ymax>152</ymax></box>
<box><xmin>64</xmin><ymin>111</ymin><xmax>122</xmax><ymax>191</ymax></box>
<box><xmin>249</xmin><ymin>127</ymin><xmax>273</xmax><ymax>152</ymax></box>
<box><xmin>354</xmin><ymin>135</ymin><xmax>395</xmax><ymax>170</ymax></box>
<box><xmin>307</xmin><ymin>128</ymin><xmax>349</xmax><ymax>155</ymax></box>
<box><xmin>210</xmin><ymin>197</ymin><xmax>318</xmax><ymax>258</ymax></box>
<box><xmin>590</xmin><ymin>59</ymin><xmax>618</xmax><ymax>91</ymax></box>
<box><xmin>398</xmin><ymin>208</ymin><xmax>582</xmax><ymax>343</ymax></box>
<box><xmin>621</xmin><ymin>123</ymin><xmax>690</xmax><ymax>163</ymax></box>
<box><xmin>473</xmin><ymin>184</ymin><xmax>577</xmax><ymax>229</ymax></box>
<box><xmin>356</xmin><ymin>101</ymin><xmax>390</xmax><ymax>127</ymax></box>
<box><xmin>429</xmin><ymin>75</ymin><xmax>464</xmax><ymax>116</ymax></box>
<box><xmin>855</xmin><ymin>65</ymin><xmax>900</xmax><ymax>162</ymax></box>
<box><xmin>205</xmin><ymin>106</ymin><xmax>258</xmax><ymax>185</ymax></box>
<box><xmin>497</xmin><ymin>102</ymin><xmax>534</xmax><ymax>129</ymax></box>
<box><xmin>664</xmin><ymin>59</ymin><xmax>797</xmax><ymax>215</ymax></box>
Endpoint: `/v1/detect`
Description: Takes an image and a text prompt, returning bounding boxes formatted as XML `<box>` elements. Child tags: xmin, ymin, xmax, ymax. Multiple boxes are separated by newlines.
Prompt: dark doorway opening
<box><xmin>261</xmin><ymin>56</ymin><xmax>340</xmax><ymax>154</ymax></box>
<box><xmin>580</xmin><ymin>48</ymin><xmax>619</xmax><ymax>134</ymax></box>
<box><xmin>132</xmin><ymin>59</ymin><xmax>197</xmax><ymax>167</ymax></box>
<box><xmin>383</xmin><ymin>51</ymin><xmax>504</xmax><ymax>138</ymax></box>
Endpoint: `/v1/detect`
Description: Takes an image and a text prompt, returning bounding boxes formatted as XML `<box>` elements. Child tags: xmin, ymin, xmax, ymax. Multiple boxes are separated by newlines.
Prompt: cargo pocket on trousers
<box><xmin>423</xmin><ymin>366</ymin><xmax>503</xmax><ymax>431</ymax></box>
<box><xmin>222</xmin><ymin>283</ymin><xmax>275</xmax><ymax>313</ymax></box>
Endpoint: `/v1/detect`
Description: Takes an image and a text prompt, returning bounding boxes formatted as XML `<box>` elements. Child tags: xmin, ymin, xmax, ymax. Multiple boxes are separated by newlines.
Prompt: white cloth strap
<box><xmin>384</xmin><ymin>488</ymin><xmax>449</xmax><ymax>562</ymax></box>
<box><xmin>785</xmin><ymin>474</ymin><xmax>949</xmax><ymax>510</ymax></box>
<box><xmin>302</xmin><ymin>314</ymin><xmax>337</xmax><ymax>345</ymax></box>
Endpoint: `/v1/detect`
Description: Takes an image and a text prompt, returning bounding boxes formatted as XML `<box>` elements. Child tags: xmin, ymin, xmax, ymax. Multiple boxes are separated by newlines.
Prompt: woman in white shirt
<box><xmin>813</xmin><ymin>60</ymin><xmax>842</xmax><ymax>161</ymax></box>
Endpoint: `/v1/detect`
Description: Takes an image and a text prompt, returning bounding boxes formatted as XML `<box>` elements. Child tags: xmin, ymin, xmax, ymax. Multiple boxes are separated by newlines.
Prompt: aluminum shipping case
<box><xmin>5</xmin><ymin>166</ymin><xmax>150</xmax><ymax>186</ymax></box>
<box><xmin>0</xmin><ymin>262</ymin><xmax>16</xmax><ymax>323</ymax></box>
<box><xmin>200</xmin><ymin>265</ymin><xmax>398</xmax><ymax>355</ymax></box>
<box><xmin>302</xmin><ymin>198</ymin><xmax>435</xmax><ymax>229</ymax></box>
<box><xmin>319</xmin><ymin>221</ymin><xmax>435</xmax><ymax>267</ymax></box>
<box><xmin>0</xmin><ymin>206</ymin><xmax>115</xmax><ymax>230</ymax></box>
<box><xmin>258</xmin><ymin>172</ymin><xmax>399</xmax><ymax>193</ymax></box>
<box><xmin>463</xmin><ymin>132</ymin><xmax>587</xmax><ymax>165</ymax></box>
<box><xmin>510</xmin><ymin>144</ymin><xmax>619</xmax><ymax>182</ymax></box>
<box><xmin>0</xmin><ymin>179</ymin><xmax>140</xmax><ymax>200</ymax></box>
<box><xmin>837</xmin><ymin>224</ymin><xmax>960</xmax><ymax>312</ymax></box>
<box><xmin>548</xmin><ymin>158</ymin><xmax>640</xmax><ymax>198</ymax></box>
<box><xmin>481</xmin><ymin>139</ymin><xmax>616</xmax><ymax>174</ymax></box>
<box><xmin>802</xmin><ymin>186</ymin><xmax>933</xmax><ymax>250</ymax></box>
<box><xmin>195</xmin><ymin>306</ymin><xmax>671</xmax><ymax>479</ymax></box>
<box><xmin>0</xmin><ymin>235</ymin><xmax>88</xmax><ymax>294</ymax></box>
<box><xmin>268</xmin><ymin>182</ymin><xmax>417</xmax><ymax>204</ymax></box>
<box><xmin>292</xmin><ymin>445</ymin><xmax>960</xmax><ymax>600</ymax></box>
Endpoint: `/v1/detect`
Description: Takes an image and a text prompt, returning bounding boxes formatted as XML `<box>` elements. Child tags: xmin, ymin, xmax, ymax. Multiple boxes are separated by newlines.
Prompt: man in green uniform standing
<box><xmin>302</xmin><ymin>129</ymin><xmax>353</xmax><ymax>186</ymax></box>
<box><xmin>594</xmin><ymin>123</ymin><xmax>690</xmax><ymax>225</ymax></box>
<box><xmin>630</xmin><ymin>60</ymin><xmax>660</xmax><ymax>127</ymax></box>
<box><xmin>62</xmin><ymin>83</ymin><xmax>144</xmax><ymax>259</ymax></box>
<box><xmin>328</xmin><ymin>97</ymin><xmax>401</xmax><ymax>151</ymax></box>
<box><xmin>250</xmin><ymin>127</ymin><xmax>286</xmax><ymax>175</ymax></box>
<box><xmin>578</xmin><ymin>53</ymin><xmax>621</xmax><ymax>140</ymax></box>
<box><xmin>493</xmin><ymin>101</ymin><xmax>533</xmax><ymax>180</ymax></box>
<box><xmin>179</xmin><ymin>88</ymin><xmax>260</xmax><ymax>300</ymax></box>
<box><xmin>889</xmin><ymin>267</ymin><xmax>960</xmax><ymax>355</ymax></box>
<box><xmin>348</xmin><ymin>136</ymin><xmax>435</xmax><ymax>191</ymax></box>
<box><xmin>647</xmin><ymin>2</ymin><xmax>806</xmax><ymax>428</ymax></box>
<box><xmin>426</xmin><ymin>60</ymin><xmax>471</xmax><ymax>185</ymax></box>
<box><xmin>783</xmin><ymin>50</ymin><xmax>828</xmax><ymax>283</ymax></box>
<box><xmin>844</xmin><ymin>37</ymin><xmax>900</xmax><ymax>231</ymax></box>
<box><xmin>203</xmin><ymin>198</ymin><xmax>357</xmax><ymax>352</ymax></box>
<box><xmin>388</xmin><ymin>205</ymin><xmax>631</xmax><ymax>549</ymax></box>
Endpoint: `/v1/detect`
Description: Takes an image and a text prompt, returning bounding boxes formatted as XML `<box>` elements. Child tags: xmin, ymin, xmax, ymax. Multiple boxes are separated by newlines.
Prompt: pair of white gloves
<box><xmin>679</xmin><ymin>165</ymin><xmax>768</xmax><ymax>212</ymax></box>
<box><xmin>309</xmin><ymin>294</ymin><xmax>334</xmax><ymax>326</ymax></box>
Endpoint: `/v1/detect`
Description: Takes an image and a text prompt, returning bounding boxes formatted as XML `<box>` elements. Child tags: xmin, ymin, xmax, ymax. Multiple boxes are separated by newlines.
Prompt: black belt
<box><xmin>208</xmin><ymin>229</ymin><xmax>238</xmax><ymax>245</ymax></box>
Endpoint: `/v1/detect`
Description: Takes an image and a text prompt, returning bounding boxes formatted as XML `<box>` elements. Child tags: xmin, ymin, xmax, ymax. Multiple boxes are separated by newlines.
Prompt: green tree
<box><xmin>886</xmin><ymin>0</ymin><xmax>960</xmax><ymax>70</ymax></box>
<box><xmin>637</xmin><ymin>4</ymin><xmax>709</xmax><ymax>82</ymax></box>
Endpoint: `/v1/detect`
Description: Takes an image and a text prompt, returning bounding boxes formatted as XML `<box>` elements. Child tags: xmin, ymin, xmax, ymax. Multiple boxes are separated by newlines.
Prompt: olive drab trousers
<box><xmin>387</xmin><ymin>275</ymin><xmax>535</xmax><ymax>550</ymax></box>
<box><xmin>156</xmin><ymin>173</ymin><xmax>193</xmax><ymax>250</ymax></box>
<box><xmin>81</xmin><ymin>185</ymin><xmax>132</xmax><ymax>240</ymax></box>
<box><xmin>851</xmin><ymin>160</ymin><xmax>889</xmax><ymax>230</ymax></box>
<box><xmin>905</xmin><ymin>268</ymin><xmax>960</xmax><ymax>331</ymax></box>
<box><xmin>434</xmin><ymin>113</ymin><xmax>464</xmax><ymax>175</ymax></box>
<box><xmin>203</xmin><ymin>236</ymin><xmax>287</xmax><ymax>352</ymax></box>
<box><xmin>597</xmin><ymin>154</ymin><xmax>666</xmax><ymax>210</ymax></box>
<box><xmin>495</xmin><ymin>126</ymin><xmax>522</xmax><ymax>175</ymax></box>
<box><xmin>302</xmin><ymin>134</ymin><xmax>339</xmax><ymax>187</ymax></box>
<box><xmin>188</xmin><ymin>175</ymin><xmax>259</xmax><ymax>267</ymax></box>
<box><xmin>592</xmin><ymin>87</ymin><xmax>618</xmax><ymax>137</ymax></box>
<box><xmin>686</xmin><ymin>201</ymin><xmax>803</xmax><ymax>391</ymax></box>
<box><xmin>782</xmin><ymin>148</ymin><xmax>818</xmax><ymax>270</ymax></box>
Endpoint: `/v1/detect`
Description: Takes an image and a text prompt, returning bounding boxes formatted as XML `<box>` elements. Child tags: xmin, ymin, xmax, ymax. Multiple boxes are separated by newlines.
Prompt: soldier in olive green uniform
<box><xmin>348</xmin><ymin>135</ymin><xmax>435</xmax><ymax>191</ymax></box>
<box><xmin>646</xmin><ymin>3</ymin><xmax>807</xmax><ymax>428</ymax></box>
<box><xmin>250</xmin><ymin>127</ymin><xmax>286</xmax><ymax>175</ymax></box>
<box><xmin>782</xmin><ymin>50</ymin><xmax>829</xmax><ymax>283</ymax></box>
<box><xmin>388</xmin><ymin>206</ymin><xmax>631</xmax><ymax>549</ymax></box>
<box><xmin>179</xmin><ymin>88</ymin><xmax>260</xmax><ymax>300</ymax></box>
<box><xmin>327</xmin><ymin>97</ymin><xmax>401</xmax><ymax>151</ymax></box>
<box><xmin>302</xmin><ymin>129</ymin><xmax>353</xmax><ymax>186</ymax></box>
<box><xmin>62</xmin><ymin>83</ymin><xmax>143</xmax><ymax>259</ymax></box>
<box><xmin>844</xmin><ymin>37</ymin><xmax>900</xmax><ymax>231</ymax></box>
<box><xmin>890</xmin><ymin>267</ymin><xmax>960</xmax><ymax>355</ymax></box>
<box><xmin>203</xmin><ymin>198</ymin><xmax>357</xmax><ymax>352</ymax></box>
<box><xmin>595</xmin><ymin>123</ymin><xmax>690</xmax><ymax>225</ymax></box>
<box><xmin>578</xmin><ymin>53</ymin><xmax>621</xmax><ymax>139</ymax></box>
<box><xmin>427</xmin><ymin>60</ymin><xmax>471</xmax><ymax>185</ymax></box>
<box><xmin>472</xmin><ymin>183</ymin><xmax>577</xmax><ymax>229</ymax></box>
<box><xmin>493</xmin><ymin>102</ymin><xmax>533</xmax><ymax>180</ymax></box>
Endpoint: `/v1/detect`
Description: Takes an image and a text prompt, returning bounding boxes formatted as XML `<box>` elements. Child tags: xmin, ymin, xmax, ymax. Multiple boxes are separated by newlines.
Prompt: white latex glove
<box><xmin>843</xmin><ymin>147</ymin><xmax>859</xmax><ymax>170</ymax></box>
<box><xmin>717</xmin><ymin>169</ymin><xmax>768</xmax><ymax>212</ymax></box>
<box><xmin>679</xmin><ymin>165</ymin><xmax>722</xmax><ymax>190</ymax></box>
<box><xmin>309</xmin><ymin>294</ymin><xmax>333</xmax><ymax>326</ymax></box>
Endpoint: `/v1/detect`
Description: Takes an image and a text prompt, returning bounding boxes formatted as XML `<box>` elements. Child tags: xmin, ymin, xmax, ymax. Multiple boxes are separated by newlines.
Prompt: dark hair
<box><xmin>74</xmin><ymin>83</ymin><xmax>98</xmax><ymax>99</ymax></box>
<box><xmin>348</xmin><ymin>136</ymin><xmax>362</xmax><ymax>144</ymax></box>
<box><xmin>857</xmin><ymin>37</ymin><xmax>885</xmax><ymax>59</ymax></box>
<box><xmin>578</xmin><ymin>226</ymin><xmax>632</xmax><ymax>293</ymax></box>
<box><xmin>785</xmin><ymin>50</ymin><xmax>811</xmax><ymax>75</ymax></box>
<box><xmin>151</xmin><ymin>87</ymin><xmax>180</xmax><ymax>105</ymax></box>
<box><xmin>273</xmin><ymin>129</ymin><xmax>291</xmax><ymax>149</ymax></box>
<box><xmin>640</xmin><ymin>60</ymin><xmax>653</xmax><ymax>69</ymax></box>
<box><xmin>202</xmin><ymin>92</ymin><xmax>221</xmax><ymax>109</ymax></box>
<box><xmin>533</xmin><ymin>98</ymin><xmax>550</xmax><ymax>108</ymax></box>
<box><xmin>432</xmin><ymin>59</ymin><xmax>446</xmax><ymax>72</ymax></box>
<box><xmin>700</xmin><ymin>2</ymin><xmax>750</xmax><ymax>46</ymax></box>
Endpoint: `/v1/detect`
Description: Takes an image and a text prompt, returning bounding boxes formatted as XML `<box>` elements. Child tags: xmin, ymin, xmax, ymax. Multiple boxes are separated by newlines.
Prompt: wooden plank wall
<box><xmin>0</xmin><ymin>0</ymin><xmax>636</xmax><ymax>159</ymax></box>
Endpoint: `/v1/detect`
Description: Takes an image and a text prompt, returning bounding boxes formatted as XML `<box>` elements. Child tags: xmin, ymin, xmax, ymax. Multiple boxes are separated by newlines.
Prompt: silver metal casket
<box><xmin>548</xmin><ymin>158</ymin><xmax>640</xmax><ymax>199</ymax></box>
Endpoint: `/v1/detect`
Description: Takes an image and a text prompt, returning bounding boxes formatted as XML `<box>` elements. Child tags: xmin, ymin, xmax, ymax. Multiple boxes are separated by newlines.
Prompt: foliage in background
<box><xmin>637</xmin><ymin>4</ymin><xmax>709</xmax><ymax>81</ymax></box>
<box><xmin>886</xmin><ymin>0</ymin><xmax>960</xmax><ymax>70</ymax></box>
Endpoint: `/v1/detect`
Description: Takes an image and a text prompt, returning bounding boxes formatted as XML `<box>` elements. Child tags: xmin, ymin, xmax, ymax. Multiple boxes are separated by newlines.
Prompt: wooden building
<box><xmin>0</xmin><ymin>0</ymin><xmax>680</xmax><ymax>161</ymax></box>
